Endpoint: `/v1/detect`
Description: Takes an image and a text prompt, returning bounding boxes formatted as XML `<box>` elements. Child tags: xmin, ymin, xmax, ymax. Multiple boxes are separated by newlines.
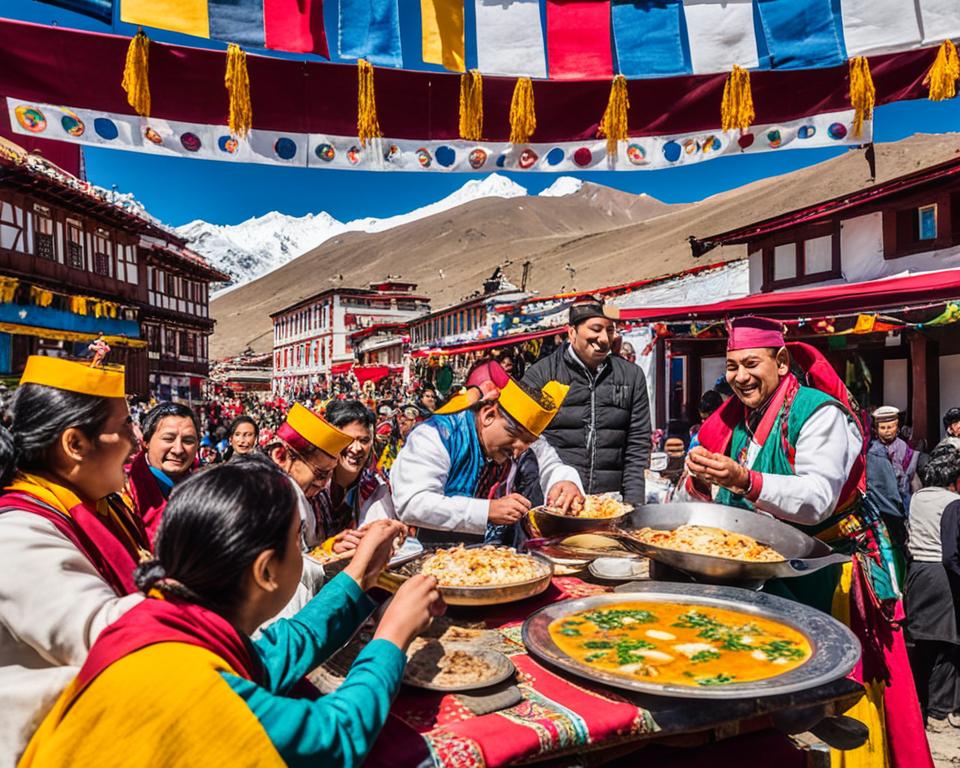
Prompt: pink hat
<box><xmin>727</xmin><ymin>316</ymin><xmax>785</xmax><ymax>351</ymax></box>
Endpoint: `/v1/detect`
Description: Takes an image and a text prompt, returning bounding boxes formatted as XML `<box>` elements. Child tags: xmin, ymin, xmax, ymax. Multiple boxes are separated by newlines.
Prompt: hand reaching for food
<box><xmin>374</xmin><ymin>574</ymin><xmax>446</xmax><ymax>651</ymax></box>
<box><xmin>344</xmin><ymin>519</ymin><xmax>407</xmax><ymax>590</ymax></box>
<box><xmin>546</xmin><ymin>481</ymin><xmax>583</xmax><ymax>514</ymax></box>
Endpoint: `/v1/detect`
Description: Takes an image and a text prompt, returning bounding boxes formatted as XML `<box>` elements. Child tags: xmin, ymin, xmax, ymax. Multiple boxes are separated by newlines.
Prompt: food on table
<box><xmin>419</xmin><ymin>545</ymin><xmax>546</xmax><ymax>587</ymax></box>
<box><xmin>549</xmin><ymin>494</ymin><xmax>632</xmax><ymax>519</ymax></box>
<box><xmin>404</xmin><ymin>641</ymin><xmax>502</xmax><ymax>688</ymax></box>
<box><xmin>628</xmin><ymin>524</ymin><xmax>784</xmax><ymax>563</ymax></box>
<box><xmin>560</xmin><ymin>534</ymin><xmax>624</xmax><ymax>550</ymax></box>
<box><xmin>548</xmin><ymin>601</ymin><xmax>811</xmax><ymax>688</ymax></box>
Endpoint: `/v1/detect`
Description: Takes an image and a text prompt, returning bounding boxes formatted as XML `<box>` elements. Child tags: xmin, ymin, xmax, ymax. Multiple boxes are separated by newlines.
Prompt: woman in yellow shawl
<box><xmin>21</xmin><ymin>456</ymin><xmax>444</xmax><ymax>767</ymax></box>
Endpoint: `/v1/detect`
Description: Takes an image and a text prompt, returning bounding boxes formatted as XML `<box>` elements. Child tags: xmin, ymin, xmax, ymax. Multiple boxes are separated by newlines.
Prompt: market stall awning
<box><xmin>618</xmin><ymin>269</ymin><xmax>960</xmax><ymax>323</ymax></box>
<box><xmin>413</xmin><ymin>327</ymin><xmax>563</xmax><ymax>357</ymax></box>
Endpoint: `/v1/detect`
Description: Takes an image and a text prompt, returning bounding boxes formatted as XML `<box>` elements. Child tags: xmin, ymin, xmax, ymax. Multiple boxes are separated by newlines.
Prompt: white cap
<box><xmin>872</xmin><ymin>405</ymin><xmax>900</xmax><ymax>422</ymax></box>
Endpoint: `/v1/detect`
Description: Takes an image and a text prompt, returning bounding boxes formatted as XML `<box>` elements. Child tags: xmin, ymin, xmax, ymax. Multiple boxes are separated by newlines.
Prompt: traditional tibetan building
<box><xmin>0</xmin><ymin>138</ymin><xmax>227</xmax><ymax>397</ymax></box>
<box><xmin>271</xmin><ymin>281</ymin><xmax>430</xmax><ymax>394</ymax></box>
<box><xmin>621</xmin><ymin>154</ymin><xmax>960</xmax><ymax>446</ymax></box>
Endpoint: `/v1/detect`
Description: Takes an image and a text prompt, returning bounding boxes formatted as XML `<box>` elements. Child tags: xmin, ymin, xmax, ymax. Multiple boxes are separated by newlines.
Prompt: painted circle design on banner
<box><xmin>682</xmin><ymin>139</ymin><xmax>699</xmax><ymax>155</ymax></box>
<box><xmin>545</xmin><ymin>147</ymin><xmax>565</xmax><ymax>166</ymax></box>
<box><xmin>274</xmin><ymin>138</ymin><xmax>297</xmax><ymax>160</ymax></box>
<box><xmin>61</xmin><ymin>113</ymin><xmax>85</xmax><ymax>137</ymax></box>
<box><xmin>798</xmin><ymin>125</ymin><xmax>816</xmax><ymax>139</ymax></box>
<box><xmin>435</xmin><ymin>146</ymin><xmax>456</xmax><ymax>167</ymax></box>
<box><xmin>15</xmin><ymin>106</ymin><xmax>46</xmax><ymax>133</ymax></box>
<box><xmin>94</xmin><ymin>117</ymin><xmax>119</xmax><ymax>140</ymax></box>
<box><xmin>347</xmin><ymin>145</ymin><xmax>362</xmax><ymax>165</ymax></box>
<box><xmin>701</xmin><ymin>135</ymin><xmax>721</xmax><ymax>153</ymax></box>
<box><xmin>383</xmin><ymin>144</ymin><xmax>402</xmax><ymax>164</ymax></box>
<box><xmin>416</xmin><ymin>148</ymin><xmax>432</xmax><ymax>168</ymax></box>
<box><xmin>315</xmin><ymin>143</ymin><xmax>335</xmax><ymax>162</ymax></box>
<box><xmin>663</xmin><ymin>141</ymin><xmax>682</xmax><ymax>162</ymax></box>
<box><xmin>737</xmin><ymin>133</ymin><xmax>755</xmax><ymax>149</ymax></box>
<box><xmin>144</xmin><ymin>127</ymin><xmax>163</xmax><ymax>145</ymax></box>
<box><xmin>827</xmin><ymin>123</ymin><xmax>848</xmax><ymax>140</ymax></box>
<box><xmin>218</xmin><ymin>136</ymin><xmax>239</xmax><ymax>154</ymax></box>
<box><xmin>519</xmin><ymin>148</ymin><xmax>539</xmax><ymax>169</ymax></box>
<box><xmin>495</xmin><ymin>154</ymin><xmax>507</xmax><ymax>168</ymax></box>
<box><xmin>573</xmin><ymin>148</ymin><xmax>592</xmax><ymax>167</ymax></box>
<box><xmin>180</xmin><ymin>132</ymin><xmax>202</xmax><ymax>152</ymax></box>
<box><xmin>626</xmin><ymin>144</ymin><xmax>647</xmax><ymax>165</ymax></box>
<box><xmin>469</xmin><ymin>148</ymin><xmax>487</xmax><ymax>169</ymax></box>
<box><xmin>766</xmin><ymin>129</ymin><xmax>782</xmax><ymax>149</ymax></box>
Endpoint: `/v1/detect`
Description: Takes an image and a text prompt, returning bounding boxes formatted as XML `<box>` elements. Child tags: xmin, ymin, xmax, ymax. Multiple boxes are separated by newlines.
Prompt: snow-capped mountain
<box><xmin>179</xmin><ymin>174</ymin><xmax>582</xmax><ymax>293</ymax></box>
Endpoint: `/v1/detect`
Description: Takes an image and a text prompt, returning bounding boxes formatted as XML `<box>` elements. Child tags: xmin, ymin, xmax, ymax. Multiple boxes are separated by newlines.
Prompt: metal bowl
<box><xmin>378</xmin><ymin>548</ymin><xmax>554</xmax><ymax>606</ymax></box>
<box><xmin>616</xmin><ymin>503</ymin><xmax>850</xmax><ymax>584</ymax></box>
<box><xmin>527</xmin><ymin>504</ymin><xmax>633</xmax><ymax>538</ymax></box>
<box><xmin>522</xmin><ymin>582</ymin><xmax>861</xmax><ymax>699</ymax></box>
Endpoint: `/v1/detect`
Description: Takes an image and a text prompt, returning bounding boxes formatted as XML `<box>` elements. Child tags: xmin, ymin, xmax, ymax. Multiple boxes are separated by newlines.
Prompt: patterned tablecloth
<box><xmin>312</xmin><ymin>577</ymin><xmax>659</xmax><ymax>768</ymax></box>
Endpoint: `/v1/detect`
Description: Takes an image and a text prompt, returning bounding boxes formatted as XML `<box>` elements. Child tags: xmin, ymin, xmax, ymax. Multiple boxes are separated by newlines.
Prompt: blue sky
<box><xmin>5</xmin><ymin>0</ymin><xmax>960</xmax><ymax>227</ymax></box>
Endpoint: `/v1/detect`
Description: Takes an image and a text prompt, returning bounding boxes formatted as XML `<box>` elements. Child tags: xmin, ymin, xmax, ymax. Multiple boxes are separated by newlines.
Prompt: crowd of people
<box><xmin>0</xmin><ymin>296</ymin><xmax>952</xmax><ymax>766</ymax></box>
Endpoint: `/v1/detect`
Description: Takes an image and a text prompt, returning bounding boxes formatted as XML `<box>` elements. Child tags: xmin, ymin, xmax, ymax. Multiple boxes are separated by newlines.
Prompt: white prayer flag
<box><xmin>918</xmin><ymin>0</ymin><xmax>960</xmax><ymax>46</ymax></box>
<box><xmin>840</xmin><ymin>0</ymin><xmax>922</xmax><ymax>57</ymax></box>
<box><xmin>683</xmin><ymin>0</ymin><xmax>759</xmax><ymax>74</ymax></box>
<box><xmin>474</xmin><ymin>0</ymin><xmax>547</xmax><ymax>78</ymax></box>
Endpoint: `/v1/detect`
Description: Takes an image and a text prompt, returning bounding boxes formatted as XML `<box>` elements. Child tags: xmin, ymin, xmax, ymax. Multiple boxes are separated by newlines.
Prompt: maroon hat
<box><xmin>727</xmin><ymin>316</ymin><xmax>785</xmax><ymax>351</ymax></box>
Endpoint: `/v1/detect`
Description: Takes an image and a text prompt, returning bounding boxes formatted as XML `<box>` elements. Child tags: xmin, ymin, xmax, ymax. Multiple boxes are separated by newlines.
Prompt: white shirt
<box><xmin>680</xmin><ymin>403</ymin><xmax>862</xmax><ymax>526</ymax></box>
<box><xmin>0</xmin><ymin>512</ymin><xmax>144</xmax><ymax>765</ymax></box>
<box><xmin>392</xmin><ymin>422</ymin><xmax>583</xmax><ymax>535</ymax></box>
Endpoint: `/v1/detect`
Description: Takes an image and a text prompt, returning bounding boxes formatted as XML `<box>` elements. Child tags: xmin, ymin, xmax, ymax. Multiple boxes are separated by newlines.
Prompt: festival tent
<box><xmin>2</xmin><ymin>1</ymin><xmax>958</xmax><ymax>173</ymax></box>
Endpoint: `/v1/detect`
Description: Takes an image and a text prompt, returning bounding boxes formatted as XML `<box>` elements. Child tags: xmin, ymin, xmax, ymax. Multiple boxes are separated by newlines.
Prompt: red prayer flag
<box><xmin>264</xmin><ymin>0</ymin><xmax>328</xmax><ymax>56</ymax></box>
<box><xmin>546</xmin><ymin>0</ymin><xmax>613</xmax><ymax>80</ymax></box>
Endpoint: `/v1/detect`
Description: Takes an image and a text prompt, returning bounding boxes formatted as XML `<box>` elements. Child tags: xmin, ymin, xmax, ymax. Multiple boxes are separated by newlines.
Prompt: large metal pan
<box><xmin>616</xmin><ymin>503</ymin><xmax>849</xmax><ymax>584</ymax></box>
<box><xmin>526</xmin><ymin>501</ymin><xmax>634</xmax><ymax>538</ymax></box>
<box><xmin>522</xmin><ymin>582</ymin><xmax>861</xmax><ymax>699</ymax></box>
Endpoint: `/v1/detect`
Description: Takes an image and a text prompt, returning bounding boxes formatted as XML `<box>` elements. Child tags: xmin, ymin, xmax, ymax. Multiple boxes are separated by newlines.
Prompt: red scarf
<box><xmin>125</xmin><ymin>451</ymin><xmax>169</xmax><ymax>547</ymax></box>
<box><xmin>0</xmin><ymin>474</ymin><xmax>149</xmax><ymax>595</ymax></box>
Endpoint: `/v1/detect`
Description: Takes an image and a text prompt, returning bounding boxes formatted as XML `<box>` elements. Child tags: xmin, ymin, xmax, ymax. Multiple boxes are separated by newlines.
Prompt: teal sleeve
<box><xmin>223</xmin><ymin>639</ymin><xmax>406</xmax><ymax>768</ymax></box>
<box><xmin>253</xmin><ymin>571</ymin><xmax>375</xmax><ymax>693</ymax></box>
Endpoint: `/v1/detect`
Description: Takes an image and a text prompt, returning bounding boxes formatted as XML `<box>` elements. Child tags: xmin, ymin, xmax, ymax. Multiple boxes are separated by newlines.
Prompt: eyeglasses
<box><xmin>290</xmin><ymin>447</ymin><xmax>333</xmax><ymax>486</ymax></box>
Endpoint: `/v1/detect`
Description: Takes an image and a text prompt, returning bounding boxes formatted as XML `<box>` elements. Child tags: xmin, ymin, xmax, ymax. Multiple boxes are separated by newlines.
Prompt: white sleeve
<box><xmin>0</xmin><ymin>512</ymin><xmax>143</xmax><ymax>666</ymax></box>
<box><xmin>754</xmin><ymin>405</ymin><xmax>863</xmax><ymax>525</ymax></box>
<box><xmin>357</xmin><ymin>479</ymin><xmax>397</xmax><ymax>526</ymax></box>
<box><xmin>390</xmin><ymin>424</ymin><xmax>489</xmax><ymax>535</ymax></box>
<box><xmin>532</xmin><ymin>438</ymin><xmax>584</xmax><ymax>498</ymax></box>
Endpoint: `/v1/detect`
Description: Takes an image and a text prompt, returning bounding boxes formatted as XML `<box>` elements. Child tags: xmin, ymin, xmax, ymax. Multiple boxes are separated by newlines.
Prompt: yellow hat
<box><xmin>278</xmin><ymin>402</ymin><xmax>352</xmax><ymax>457</ymax></box>
<box><xmin>19</xmin><ymin>356</ymin><xmax>125</xmax><ymax>399</ymax></box>
<box><xmin>498</xmin><ymin>379</ymin><xmax>569</xmax><ymax>437</ymax></box>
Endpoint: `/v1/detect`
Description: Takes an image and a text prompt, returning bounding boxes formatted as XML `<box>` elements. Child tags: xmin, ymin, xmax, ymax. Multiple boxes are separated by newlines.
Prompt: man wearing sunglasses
<box><xmin>391</xmin><ymin>361</ymin><xmax>583</xmax><ymax>545</ymax></box>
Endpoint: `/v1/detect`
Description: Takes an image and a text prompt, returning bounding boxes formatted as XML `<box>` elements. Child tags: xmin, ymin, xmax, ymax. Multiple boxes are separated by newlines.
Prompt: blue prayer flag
<box><xmin>339</xmin><ymin>0</ymin><xmax>403</xmax><ymax>68</ymax></box>
<box><xmin>209</xmin><ymin>0</ymin><xmax>266</xmax><ymax>48</ymax></box>
<box><xmin>755</xmin><ymin>0</ymin><xmax>846</xmax><ymax>70</ymax></box>
<box><xmin>35</xmin><ymin>0</ymin><xmax>113</xmax><ymax>23</ymax></box>
<box><xmin>612</xmin><ymin>0</ymin><xmax>690</xmax><ymax>78</ymax></box>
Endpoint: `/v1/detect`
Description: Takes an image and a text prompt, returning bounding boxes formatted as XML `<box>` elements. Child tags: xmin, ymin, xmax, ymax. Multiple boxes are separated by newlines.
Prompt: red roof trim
<box><xmin>413</xmin><ymin>327</ymin><xmax>562</xmax><ymax>357</ymax></box>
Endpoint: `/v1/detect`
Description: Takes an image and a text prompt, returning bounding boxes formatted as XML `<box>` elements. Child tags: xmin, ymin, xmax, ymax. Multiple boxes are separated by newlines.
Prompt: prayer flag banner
<box><xmin>683</xmin><ymin>0</ymin><xmax>759</xmax><ymax>74</ymax></box>
<box><xmin>36</xmin><ymin>0</ymin><xmax>113</xmax><ymax>22</ymax></box>
<box><xmin>839</xmin><ymin>0</ymin><xmax>922</xmax><ymax>57</ymax></box>
<box><xmin>546</xmin><ymin>0</ymin><xmax>612</xmax><ymax>80</ymax></box>
<box><xmin>474</xmin><ymin>0</ymin><xmax>547</xmax><ymax>78</ymax></box>
<box><xmin>754</xmin><ymin>0</ymin><xmax>846</xmax><ymax>70</ymax></box>
<box><xmin>421</xmin><ymin>0</ymin><xmax>465</xmax><ymax>72</ymax></box>
<box><xmin>339</xmin><ymin>0</ymin><xmax>403</xmax><ymax>68</ymax></box>
<box><xmin>613</xmin><ymin>0</ymin><xmax>688</xmax><ymax>78</ymax></box>
<box><xmin>7</xmin><ymin>98</ymin><xmax>869</xmax><ymax>172</ymax></box>
<box><xmin>119</xmin><ymin>0</ymin><xmax>327</xmax><ymax>55</ymax></box>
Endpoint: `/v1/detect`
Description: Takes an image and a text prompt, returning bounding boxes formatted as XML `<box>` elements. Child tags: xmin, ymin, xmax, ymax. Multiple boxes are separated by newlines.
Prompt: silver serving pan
<box><xmin>616</xmin><ymin>503</ymin><xmax>850</xmax><ymax>584</ymax></box>
<box><xmin>526</xmin><ymin>503</ymin><xmax>633</xmax><ymax>538</ymax></box>
<box><xmin>522</xmin><ymin>582</ymin><xmax>861</xmax><ymax>699</ymax></box>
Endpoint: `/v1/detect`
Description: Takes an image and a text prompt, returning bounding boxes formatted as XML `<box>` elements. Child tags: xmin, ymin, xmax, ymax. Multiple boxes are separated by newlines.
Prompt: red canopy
<box><xmin>618</xmin><ymin>269</ymin><xmax>960</xmax><ymax>323</ymax></box>
<box><xmin>330</xmin><ymin>362</ymin><xmax>353</xmax><ymax>375</ymax></box>
<box><xmin>353</xmin><ymin>365</ymin><xmax>399</xmax><ymax>384</ymax></box>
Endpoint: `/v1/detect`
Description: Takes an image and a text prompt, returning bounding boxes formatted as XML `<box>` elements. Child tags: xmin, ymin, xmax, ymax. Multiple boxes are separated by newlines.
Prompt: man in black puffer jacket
<box><xmin>523</xmin><ymin>297</ymin><xmax>651</xmax><ymax>505</ymax></box>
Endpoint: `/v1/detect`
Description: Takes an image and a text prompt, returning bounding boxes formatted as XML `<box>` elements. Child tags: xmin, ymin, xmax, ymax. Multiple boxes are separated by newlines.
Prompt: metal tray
<box><xmin>522</xmin><ymin>582</ymin><xmax>861</xmax><ymax>699</ymax></box>
<box><xmin>616</xmin><ymin>503</ymin><xmax>849</xmax><ymax>584</ymax></box>
<box><xmin>378</xmin><ymin>547</ymin><xmax>554</xmax><ymax>606</ymax></box>
<box><xmin>403</xmin><ymin>644</ymin><xmax>515</xmax><ymax>692</ymax></box>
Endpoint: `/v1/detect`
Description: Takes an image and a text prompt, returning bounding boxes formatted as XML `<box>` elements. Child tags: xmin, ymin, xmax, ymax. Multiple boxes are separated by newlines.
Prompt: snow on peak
<box><xmin>539</xmin><ymin>177</ymin><xmax>583</xmax><ymax>198</ymax></box>
<box><xmin>182</xmin><ymin>173</ymin><xmax>532</xmax><ymax>294</ymax></box>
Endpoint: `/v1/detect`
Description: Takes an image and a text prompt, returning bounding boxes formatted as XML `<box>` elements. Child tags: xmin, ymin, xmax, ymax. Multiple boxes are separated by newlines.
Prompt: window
<box><xmin>803</xmin><ymin>235</ymin><xmax>833</xmax><ymax>275</ymax></box>
<box><xmin>145</xmin><ymin>324</ymin><xmax>160</xmax><ymax>351</ymax></box>
<box><xmin>66</xmin><ymin>219</ymin><xmax>84</xmax><ymax>269</ymax></box>
<box><xmin>33</xmin><ymin>205</ymin><xmax>55</xmax><ymax>261</ymax></box>
<box><xmin>918</xmin><ymin>204</ymin><xmax>937</xmax><ymax>241</ymax></box>
<box><xmin>762</xmin><ymin>224</ymin><xmax>840</xmax><ymax>291</ymax></box>
<box><xmin>773</xmin><ymin>243</ymin><xmax>797</xmax><ymax>281</ymax></box>
<box><xmin>164</xmin><ymin>327</ymin><xmax>176</xmax><ymax>356</ymax></box>
<box><xmin>93</xmin><ymin>229</ymin><xmax>112</xmax><ymax>277</ymax></box>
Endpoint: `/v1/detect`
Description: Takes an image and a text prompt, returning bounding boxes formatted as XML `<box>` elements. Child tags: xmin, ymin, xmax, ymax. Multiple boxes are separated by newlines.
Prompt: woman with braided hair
<box><xmin>0</xmin><ymin>356</ymin><xmax>149</xmax><ymax>766</ymax></box>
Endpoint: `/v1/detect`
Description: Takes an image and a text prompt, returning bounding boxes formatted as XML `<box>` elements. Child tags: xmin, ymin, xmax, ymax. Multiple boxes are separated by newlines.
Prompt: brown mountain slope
<box><xmin>212</xmin><ymin>133</ymin><xmax>960</xmax><ymax>358</ymax></box>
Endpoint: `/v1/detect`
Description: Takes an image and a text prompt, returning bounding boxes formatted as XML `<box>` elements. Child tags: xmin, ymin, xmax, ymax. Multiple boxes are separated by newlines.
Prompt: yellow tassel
<box><xmin>849</xmin><ymin>56</ymin><xmax>875</xmax><ymax>139</ymax></box>
<box><xmin>720</xmin><ymin>65</ymin><xmax>754</xmax><ymax>133</ymax></box>
<box><xmin>357</xmin><ymin>59</ymin><xmax>382</xmax><ymax>148</ymax></box>
<box><xmin>924</xmin><ymin>40</ymin><xmax>959</xmax><ymax>101</ymax></box>
<box><xmin>458</xmin><ymin>69</ymin><xmax>484</xmax><ymax>142</ymax></box>
<box><xmin>598</xmin><ymin>75</ymin><xmax>630</xmax><ymax>157</ymax></box>
<box><xmin>509</xmin><ymin>77</ymin><xmax>536</xmax><ymax>145</ymax></box>
<box><xmin>225</xmin><ymin>44</ymin><xmax>253</xmax><ymax>139</ymax></box>
<box><xmin>122</xmin><ymin>29</ymin><xmax>151</xmax><ymax>117</ymax></box>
